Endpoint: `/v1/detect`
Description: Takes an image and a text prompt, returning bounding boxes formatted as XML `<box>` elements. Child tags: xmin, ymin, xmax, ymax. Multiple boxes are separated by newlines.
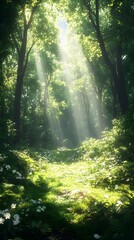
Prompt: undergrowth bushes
<box><xmin>79</xmin><ymin>112</ymin><xmax>134</xmax><ymax>189</ymax></box>
<box><xmin>0</xmin><ymin>112</ymin><xmax>134</xmax><ymax>240</ymax></box>
<box><xmin>80</xmin><ymin>111</ymin><xmax>134</xmax><ymax>162</ymax></box>
<box><xmin>80</xmin><ymin>113</ymin><xmax>134</xmax><ymax>162</ymax></box>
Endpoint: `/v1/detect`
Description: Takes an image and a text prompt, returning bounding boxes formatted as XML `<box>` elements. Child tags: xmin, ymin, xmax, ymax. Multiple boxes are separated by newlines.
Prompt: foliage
<box><xmin>0</xmin><ymin>0</ymin><xmax>133</xmax><ymax>147</ymax></box>
<box><xmin>80</xmin><ymin>111</ymin><xmax>134</xmax><ymax>162</ymax></box>
<box><xmin>0</xmin><ymin>137</ymin><xmax>134</xmax><ymax>239</ymax></box>
<box><xmin>79</xmin><ymin>113</ymin><xmax>134</xmax><ymax>190</ymax></box>
<box><xmin>0</xmin><ymin>1</ymin><xmax>134</xmax><ymax>239</ymax></box>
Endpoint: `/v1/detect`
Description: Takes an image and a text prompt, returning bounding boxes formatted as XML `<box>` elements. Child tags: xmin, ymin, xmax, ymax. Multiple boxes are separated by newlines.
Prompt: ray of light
<box><xmin>57</xmin><ymin>16</ymin><xmax>105</xmax><ymax>142</ymax></box>
<box><xmin>34</xmin><ymin>11</ymin><xmax>105</xmax><ymax>147</ymax></box>
<box><xmin>34</xmin><ymin>51</ymin><xmax>65</xmax><ymax>146</ymax></box>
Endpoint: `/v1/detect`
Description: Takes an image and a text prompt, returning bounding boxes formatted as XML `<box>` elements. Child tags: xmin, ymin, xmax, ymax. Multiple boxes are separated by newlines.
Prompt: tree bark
<box><xmin>85</xmin><ymin>0</ymin><xmax>129</xmax><ymax>115</ymax></box>
<box><xmin>13</xmin><ymin>19</ymin><xmax>28</xmax><ymax>142</ymax></box>
<box><xmin>116</xmin><ymin>41</ymin><xmax>129</xmax><ymax>114</ymax></box>
<box><xmin>0</xmin><ymin>66</ymin><xmax>8</xmax><ymax>146</ymax></box>
<box><xmin>13</xmin><ymin>5</ymin><xmax>38</xmax><ymax>143</ymax></box>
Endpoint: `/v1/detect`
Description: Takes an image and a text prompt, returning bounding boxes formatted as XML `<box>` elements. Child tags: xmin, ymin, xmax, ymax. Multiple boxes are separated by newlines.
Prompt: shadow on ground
<box><xmin>0</xmin><ymin>149</ymin><xmax>134</xmax><ymax>240</ymax></box>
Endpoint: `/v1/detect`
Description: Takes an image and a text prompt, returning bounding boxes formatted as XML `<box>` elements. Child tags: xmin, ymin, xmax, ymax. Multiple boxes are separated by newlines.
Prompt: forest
<box><xmin>0</xmin><ymin>0</ymin><xmax>134</xmax><ymax>239</ymax></box>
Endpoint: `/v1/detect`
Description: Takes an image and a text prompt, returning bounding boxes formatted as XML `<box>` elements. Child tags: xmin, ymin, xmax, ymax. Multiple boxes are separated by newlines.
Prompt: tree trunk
<box><xmin>116</xmin><ymin>41</ymin><xmax>129</xmax><ymax>114</ymax></box>
<box><xmin>0</xmin><ymin>66</ymin><xmax>8</xmax><ymax>146</ymax></box>
<box><xmin>96</xmin><ymin>26</ymin><xmax>128</xmax><ymax>114</ymax></box>
<box><xmin>109</xmin><ymin>76</ymin><xmax>117</xmax><ymax>118</ymax></box>
<box><xmin>86</xmin><ymin>0</ymin><xmax>129</xmax><ymax>115</ymax></box>
<box><xmin>88</xmin><ymin>59</ymin><xmax>106</xmax><ymax>130</ymax></box>
<box><xmin>13</xmin><ymin>25</ymin><xmax>27</xmax><ymax>143</ymax></box>
<box><xmin>13</xmin><ymin>4</ymin><xmax>39</xmax><ymax>143</ymax></box>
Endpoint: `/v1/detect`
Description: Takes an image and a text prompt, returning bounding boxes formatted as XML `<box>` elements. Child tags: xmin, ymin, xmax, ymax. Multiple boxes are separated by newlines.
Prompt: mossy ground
<box><xmin>0</xmin><ymin>147</ymin><xmax>134</xmax><ymax>240</ymax></box>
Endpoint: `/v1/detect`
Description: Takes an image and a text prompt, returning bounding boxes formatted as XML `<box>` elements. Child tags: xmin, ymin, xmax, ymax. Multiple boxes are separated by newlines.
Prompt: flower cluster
<box><xmin>30</xmin><ymin>198</ymin><xmax>46</xmax><ymax>213</ymax></box>
<box><xmin>36</xmin><ymin>205</ymin><xmax>46</xmax><ymax>212</ymax></box>
<box><xmin>0</xmin><ymin>209</ymin><xmax>12</xmax><ymax>224</ymax></box>
<box><xmin>12</xmin><ymin>169</ymin><xmax>24</xmax><ymax>179</ymax></box>
<box><xmin>0</xmin><ymin>203</ymin><xmax>20</xmax><ymax>226</ymax></box>
<box><xmin>20</xmin><ymin>198</ymin><xmax>46</xmax><ymax>217</ymax></box>
<box><xmin>0</xmin><ymin>164</ymin><xmax>25</xmax><ymax>180</ymax></box>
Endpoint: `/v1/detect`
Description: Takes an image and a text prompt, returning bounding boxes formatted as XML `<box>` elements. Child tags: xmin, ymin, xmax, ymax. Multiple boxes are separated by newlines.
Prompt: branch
<box><xmin>27</xmin><ymin>0</ymin><xmax>43</xmax><ymax>29</ymax></box>
<box><xmin>27</xmin><ymin>6</ymin><xmax>37</xmax><ymax>29</ymax></box>
<box><xmin>23</xmin><ymin>40</ymin><xmax>36</xmax><ymax>77</ymax></box>
<box><xmin>84</xmin><ymin>1</ymin><xmax>97</xmax><ymax>30</ymax></box>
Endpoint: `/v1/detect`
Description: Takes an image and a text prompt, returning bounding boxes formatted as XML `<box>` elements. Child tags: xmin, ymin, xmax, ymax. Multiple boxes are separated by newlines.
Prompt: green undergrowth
<box><xmin>0</xmin><ymin>136</ymin><xmax>134</xmax><ymax>240</ymax></box>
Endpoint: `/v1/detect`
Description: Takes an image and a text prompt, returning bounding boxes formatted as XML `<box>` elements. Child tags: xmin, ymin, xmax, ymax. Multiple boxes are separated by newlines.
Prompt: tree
<box><xmin>84</xmin><ymin>0</ymin><xmax>129</xmax><ymax>114</ymax></box>
<box><xmin>12</xmin><ymin>1</ymin><xmax>42</xmax><ymax>143</ymax></box>
<box><xmin>0</xmin><ymin>0</ymin><xmax>21</xmax><ymax>147</ymax></box>
<box><xmin>63</xmin><ymin>0</ymin><xmax>129</xmax><ymax>115</ymax></box>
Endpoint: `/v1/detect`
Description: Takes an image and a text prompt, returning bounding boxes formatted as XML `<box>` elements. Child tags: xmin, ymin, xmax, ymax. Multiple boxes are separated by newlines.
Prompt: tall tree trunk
<box><xmin>13</xmin><ymin>25</ymin><xmax>27</xmax><ymax>142</ymax></box>
<box><xmin>116</xmin><ymin>41</ymin><xmax>128</xmax><ymax>114</ymax></box>
<box><xmin>109</xmin><ymin>76</ymin><xmax>117</xmax><ymax>118</ymax></box>
<box><xmin>96</xmin><ymin>26</ymin><xmax>128</xmax><ymax>114</ymax></box>
<box><xmin>85</xmin><ymin>0</ymin><xmax>129</xmax><ymax>115</ymax></box>
<box><xmin>13</xmin><ymin>4</ymin><xmax>38</xmax><ymax>143</ymax></box>
<box><xmin>0</xmin><ymin>66</ymin><xmax>8</xmax><ymax>146</ymax></box>
<box><xmin>82</xmin><ymin>92</ymin><xmax>93</xmax><ymax>137</ymax></box>
<box><xmin>88</xmin><ymin>61</ymin><xmax>105</xmax><ymax>131</ymax></box>
<box><xmin>97</xmin><ymin>90</ymin><xmax>105</xmax><ymax>135</ymax></box>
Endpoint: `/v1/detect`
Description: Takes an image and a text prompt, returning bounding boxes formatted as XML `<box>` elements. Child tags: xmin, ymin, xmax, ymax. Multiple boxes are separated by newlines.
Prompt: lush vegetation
<box><xmin>0</xmin><ymin>0</ymin><xmax>134</xmax><ymax>146</ymax></box>
<box><xmin>0</xmin><ymin>0</ymin><xmax>134</xmax><ymax>239</ymax></box>
<box><xmin>1</xmin><ymin>117</ymin><xmax>134</xmax><ymax>240</ymax></box>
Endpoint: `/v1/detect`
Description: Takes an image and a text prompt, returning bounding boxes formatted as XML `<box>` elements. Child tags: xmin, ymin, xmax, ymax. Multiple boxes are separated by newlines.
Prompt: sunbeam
<box><xmin>57</xmin><ymin>16</ymin><xmax>104</xmax><ymax>143</ymax></box>
<box><xmin>34</xmin><ymin>51</ymin><xmax>65</xmax><ymax>146</ymax></box>
<box><xmin>34</xmin><ymin>13</ymin><xmax>105</xmax><ymax>147</ymax></box>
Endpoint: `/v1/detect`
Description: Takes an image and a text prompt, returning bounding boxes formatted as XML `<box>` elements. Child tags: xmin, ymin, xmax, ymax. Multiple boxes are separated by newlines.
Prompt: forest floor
<box><xmin>0</xmin><ymin>147</ymin><xmax>134</xmax><ymax>240</ymax></box>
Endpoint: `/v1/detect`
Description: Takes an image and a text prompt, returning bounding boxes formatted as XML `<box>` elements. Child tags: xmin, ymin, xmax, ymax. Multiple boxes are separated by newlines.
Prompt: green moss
<box><xmin>0</xmin><ymin>138</ymin><xmax>134</xmax><ymax>239</ymax></box>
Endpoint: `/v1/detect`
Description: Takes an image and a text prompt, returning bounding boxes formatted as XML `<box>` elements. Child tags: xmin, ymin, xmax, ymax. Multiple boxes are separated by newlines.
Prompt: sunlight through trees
<box><xmin>0</xmin><ymin>1</ymin><xmax>134</xmax><ymax>239</ymax></box>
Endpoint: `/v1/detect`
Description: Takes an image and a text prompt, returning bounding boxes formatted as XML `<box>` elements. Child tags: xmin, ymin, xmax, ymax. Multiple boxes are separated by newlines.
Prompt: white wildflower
<box><xmin>36</xmin><ymin>205</ymin><xmax>46</xmax><ymax>212</ymax></box>
<box><xmin>0</xmin><ymin>167</ymin><xmax>3</xmax><ymax>172</ymax></box>
<box><xmin>12</xmin><ymin>170</ymin><xmax>16</xmax><ymax>173</ymax></box>
<box><xmin>94</xmin><ymin>234</ymin><xmax>101</xmax><ymax>239</ymax></box>
<box><xmin>4</xmin><ymin>212</ymin><xmax>11</xmax><ymax>219</ymax></box>
<box><xmin>116</xmin><ymin>200</ymin><xmax>122</xmax><ymax>206</ymax></box>
<box><xmin>11</xmin><ymin>203</ymin><xmax>16</xmax><ymax>209</ymax></box>
<box><xmin>0</xmin><ymin>217</ymin><xmax>5</xmax><ymax>224</ymax></box>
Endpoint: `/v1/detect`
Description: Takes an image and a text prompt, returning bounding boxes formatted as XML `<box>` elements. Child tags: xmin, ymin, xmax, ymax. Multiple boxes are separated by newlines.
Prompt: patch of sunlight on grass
<box><xmin>3</xmin><ymin>148</ymin><xmax>133</xmax><ymax>223</ymax></box>
<box><xmin>1</xmin><ymin>147</ymin><xmax>134</xmax><ymax>240</ymax></box>
<box><xmin>15</xmin><ymin>151</ymin><xmax>35</xmax><ymax>165</ymax></box>
<box><xmin>31</xmin><ymin>155</ymin><xmax>130</xmax><ymax>225</ymax></box>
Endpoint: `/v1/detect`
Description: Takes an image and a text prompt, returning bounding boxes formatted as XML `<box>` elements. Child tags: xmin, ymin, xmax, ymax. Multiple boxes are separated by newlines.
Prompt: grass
<box><xmin>0</xmin><ymin>146</ymin><xmax>134</xmax><ymax>240</ymax></box>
